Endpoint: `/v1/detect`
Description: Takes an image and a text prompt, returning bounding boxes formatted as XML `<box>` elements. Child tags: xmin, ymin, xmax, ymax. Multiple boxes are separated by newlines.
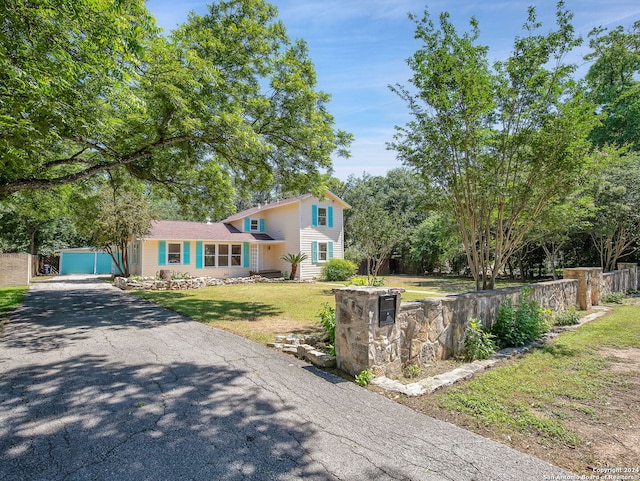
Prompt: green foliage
<box><xmin>391</xmin><ymin>4</ymin><xmax>598</xmax><ymax>290</ymax></box>
<box><xmin>403</xmin><ymin>364</ymin><xmax>422</xmax><ymax>379</ymax></box>
<box><xmin>602</xmin><ymin>291</ymin><xmax>625</xmax><ymax>304</ymax></box>
<box><xmin>585</xmin><ymin>21</ymin><xmax>640</xmax><ymax>151</ymax></box>
<box><xmin>583</xmin><ymin>150</ymin><xmax>640</xmax><ymax>272</ymax></box>
<box><xmin>321</xmin><ymin>258</ymin><xmax>357</xmax><ymax>281</ymax></box>
<box><xmin>553</xmin><ymin>306</ymin><xmax>581</xmax><ymax>326</ymax></box>
<box><xmin>280</xmin><ymin>252</ymin><xmax>308</xmax><ymax>280</ymax></box>
<box><xmin>0</xmin><ymin>0</ymin><xmax>351</xmax><ymax>218</ymax></box>
<box><xmin>354</xmin><ymin>368</ymin><xmax>375</xmax><ymax>386</ymax></box>
<box><xmin>75</xmin><ymin>183</ymin><xmax>154</xmax><ymax>277</ymax></box>
<box><xmin>343</xmin><ymin>170</ymin><xmax>427</xmax><ymax>282</ymax></box>
<box><xmin>491</xmin><ymin>289</ymin><xmax>551</xmax><ymax>348</ymax></box>
<box><xmin>463</xmin><ymin>318</ymin><xmax>497</xmax><ymax>361</ymax></box>
<box><xmin>408</xmin><ymin>214</ymin><xmax>465</xmax><ymax>274</ymax></box>
<box><xmin>348</xmin><ymin>276</ymin><xmax>384</xmax><ymax>287</ymax></box>
<box><xmin>318</xmin><ymin>303</ymin><xmax>335</xmax><ymax>351</ymax></box>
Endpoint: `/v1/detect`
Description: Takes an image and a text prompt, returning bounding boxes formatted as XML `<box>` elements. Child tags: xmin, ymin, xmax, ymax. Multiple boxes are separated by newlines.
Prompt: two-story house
<box><xmin>128</xmin><ymin>191</ymin><xmax>350</xmax><ymax>280</ymax></box>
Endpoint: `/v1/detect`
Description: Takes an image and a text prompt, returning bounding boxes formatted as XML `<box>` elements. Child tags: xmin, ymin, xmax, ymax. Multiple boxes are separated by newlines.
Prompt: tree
<box><xmin>585</xmin><ymin>21</ymin><xmax>640</xmax><ymax>151</ymax></box>
<box><xmin>584</xmin><ymin>150</ymin><xmax>640</xmax><ymax>272</ymax></box>
<box><xmin>1</xmin><ymin>0</ymin><xmax>351</xmax><ymax>218</ymax></box>
<box><xmin>0</xmin><ymin>187</ymin><xmax>84</xmax><ymax>255</ymax></box>
<box><xmin>408</xmin><ymin>214</ymin><xmax>464</xmax><ymax>274</ymax></box>
<box><xmin>343</xmin><ymin>172</ymin><xmax>417</xmax><ymax>284</ymax></box>
<box><xmin>390</xmin><ymin>3</ymin><xmax>598</xmax><ymax>290</ymax></box>
<box><xmin>280</xmin><ymin>252</ymin><xmax>308</xmax><ymax>280</ymax></box>
<box><xmin>74</xmin><ymin>182</ymin><xmax>154</xmax><ymax>277</ymax></box>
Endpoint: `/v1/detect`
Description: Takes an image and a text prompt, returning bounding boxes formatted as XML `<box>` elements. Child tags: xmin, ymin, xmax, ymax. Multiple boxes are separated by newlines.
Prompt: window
<box><xmin>250</xmin><ymin>219</ymin><xmax>259</xmax><ymax>231</ymax></box>
<box><xmin>204</xmin><ymin>244</ymin><xmax>216</xmax><ymax>267</ymax></box>
<box><xmin>203</xmin><ymin>243</ymin><xmax>243</xmax><ymax>267</ymax></box>
<box><xmin>318</xmin><ymin>242</ymin><xmax>328</xmax><ymax>261</ymax></box>
<box><xmin>131</xmin><ymin>243</ymin><xmax>139</xmax><ymax>265</ymax></box>
<box><xmin>168</xmin><ymin>243</ymin><xmax>181</xmax><ymax>264</ymax></box>
<box><xmin>317</xmin><ymin>207</ymin><xmax>327</xmax><ymax>226</ymax></box>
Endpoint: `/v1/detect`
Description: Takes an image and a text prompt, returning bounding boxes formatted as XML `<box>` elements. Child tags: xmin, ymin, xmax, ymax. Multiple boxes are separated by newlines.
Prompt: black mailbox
<box><xmin>378</xmin><ymin>295</ymin><xmax>397</xmax><ymax>327</ymax></box>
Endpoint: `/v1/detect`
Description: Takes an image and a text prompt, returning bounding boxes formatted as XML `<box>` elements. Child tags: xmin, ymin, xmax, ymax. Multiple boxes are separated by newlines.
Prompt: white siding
<box><xmin>299</xmin><ymin>196</ymin><xmax>345</xmax><ymax>279</ymax></box>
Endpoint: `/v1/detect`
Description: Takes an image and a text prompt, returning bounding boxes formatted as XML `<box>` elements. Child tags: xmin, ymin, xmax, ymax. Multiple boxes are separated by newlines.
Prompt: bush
<box><xmin>463</xmin><ymin>318</ymin><xmax>497</xmax><ymax>361</ymax></box>
<box><xmin>554</xmin><ymin>306</ymin><xmax>581</xmax><ymax>326</ymax></box>
<box><xmin>348</xmin><ymin>276</ymin><xmax>384</xmax><ymax>287</ymax></box>
<box><xmin>318</xmin><ymin>303</ymin><xmax>336</xmax><ymax>354</ymax></box>
<box><xmin>602</xmin><ymin>291</ymin><xmax>625</xmax><ymax>304</ymax></box>
<box><xmin>491</xmin><ymin>289</ymin><xmax>551</xmax><ymax>348</ymax></box>
<box><xmin>321</xmin><ymin>258</ymin><xmax>357</xmax><ymax>281</ymax></box>
<box><xmin>355</xmin><ymin>368</ymin><xmax>375</xmax><ymax>386</ymax></box>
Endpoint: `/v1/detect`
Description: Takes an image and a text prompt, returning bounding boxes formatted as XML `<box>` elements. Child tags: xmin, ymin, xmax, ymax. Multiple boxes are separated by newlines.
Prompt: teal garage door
<box><xmin>60</xmin><ymin>252</ymin><xmax>113</xmax><ymax>274</ymax></box>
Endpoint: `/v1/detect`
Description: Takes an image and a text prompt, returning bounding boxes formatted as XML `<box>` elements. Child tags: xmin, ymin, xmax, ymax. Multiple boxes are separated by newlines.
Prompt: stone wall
<box><xmin>0</xmin><ymin>253</ymin><xmax>32</xmax><ymax>287</ymax></box>
<box><xmin>114</xmin><ymin>275</ymin><xmax>305</xmax><ymax>290</ymax></box>
<box><xmin>334</xmin><ymin>264</ymin><xmax>635</xmax><ymax>377</ymax></box>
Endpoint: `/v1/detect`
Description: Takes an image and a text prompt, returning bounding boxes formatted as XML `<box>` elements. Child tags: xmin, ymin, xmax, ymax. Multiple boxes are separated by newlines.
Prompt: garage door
<box><xmin>60</xmin><ymin>252</ymin><xmax>114</xmax><ymax>275</ymax></box>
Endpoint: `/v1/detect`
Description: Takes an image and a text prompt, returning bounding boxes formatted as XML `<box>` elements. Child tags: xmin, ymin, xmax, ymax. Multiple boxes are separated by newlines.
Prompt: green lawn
<box><xmin>412</xmin><ymin>302</ymin><xmax>640</xmax><ymax>472</ymax></box>
<box><xmin>134</xmin><ymin>283</ymin><xmax>337</xmax><ymax>343</ymax></box>
<box><xmin>380</xmin><ymin>274</ymin><xmax>528</xmax><ymax>295</ymax></box>
<box><xmin>0</xmin><ymin>286</ymin><xmax>28</xmax><ymax>329</ymax></box>
<box><xmin>132</xmin><ymin>275</ymin><xmax>526</xmax><ymax>342</ymax></box>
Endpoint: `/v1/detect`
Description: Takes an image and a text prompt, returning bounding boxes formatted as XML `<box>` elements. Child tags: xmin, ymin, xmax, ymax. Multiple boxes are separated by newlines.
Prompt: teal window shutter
<box><xmin>183</xmin><ymin>241</ymin><xmax>191</xmax><ymax>265</ymax></box>
<box><xmin>328</xmin><ymin>206</ymin><xmax>334</xmax><ymax>228</ymax></box>
<box><xmin>311</xmin><ymin>205</ymin><xmax>318</xmax><ymax>227</ymax></box>
<box><xmin>158</xmin><ymin>241</ymin><xmax>166</xmax><ymax>266</ymax></box>
<box><xmin>328</xmin><ymin>241</ymin><xmax>334</xmax><ymax>259</ymax></box>
<box><xmin>311</xmin><ymin>241</ymin><xmax>318</xmax><ymax>263</ymax></box>
<box><xmin>195</xmin><ymin>241</ymin><xmax>203</xmax><ymax>268</ymax></box>
<box><xmin>259</xmin><ymin>218</ymin><xmax>265</xmax><ymax>232</ymax></box>
<box><xmin>243</xmin><ymin>242</ymin><xmax>250</xmax><ymax>268</ymax></box>
<box><xmin>244</xmin><ymin>218</ymin><xmax>250</xmax><ymax>232</ymax></box>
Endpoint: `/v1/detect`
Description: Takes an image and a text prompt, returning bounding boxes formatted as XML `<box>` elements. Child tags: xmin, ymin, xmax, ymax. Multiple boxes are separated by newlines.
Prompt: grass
<box><xmin>0</xmin><ymin>286</ymin><xmax>28</xmax><ymax>330</ymax></box>
<box><xmin>422</xmin><ymin>304</ymin><xmax>640</xmax><ymax>447</ymax></box>
<box><xmin>132</xmin><ymin>275</ymin><xmax>532</xmax><ymax>342</ymax></box>
<box><xmin>133</xmin><ymin>283</ymin><xmax>337</xmax><ymax>343</ymax></box>
<box><xmin>378</xmin><ymin>275</ymin><xmax>527</xmax><ymax>296</ymax></box>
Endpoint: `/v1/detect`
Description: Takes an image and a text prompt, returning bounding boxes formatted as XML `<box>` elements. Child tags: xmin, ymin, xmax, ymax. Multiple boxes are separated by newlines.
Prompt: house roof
<box><xmin>222</xmin><ymin>191</ymin><xmax>350</xmax><ymax>222</ymax></box>
<box><xmin>143</xmin><ymin>220</ymin><xmax>278</xmax><ymax>243</ymax></box>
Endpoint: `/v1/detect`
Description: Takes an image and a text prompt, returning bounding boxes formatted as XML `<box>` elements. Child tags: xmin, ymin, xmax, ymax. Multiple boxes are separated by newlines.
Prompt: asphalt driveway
<box><xmin>0</xmin><ymin>275</ymin><xmax>572</xmax><ymax>480</ymax></box>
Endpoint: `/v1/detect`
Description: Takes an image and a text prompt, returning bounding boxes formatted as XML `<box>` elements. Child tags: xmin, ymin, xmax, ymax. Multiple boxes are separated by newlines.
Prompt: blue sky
<box><xmin>147</xmin><ymin>0</ymin><xmax>640</xmax><ymax>181</ymax></box>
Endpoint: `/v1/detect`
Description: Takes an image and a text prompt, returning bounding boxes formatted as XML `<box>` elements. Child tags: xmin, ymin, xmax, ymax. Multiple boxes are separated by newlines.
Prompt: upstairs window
<box><xmin>250</xmin><ymin>219</ymin><xmax>259</xmax><ymax>231</ymax></box>
<box><xmin>317</xmin><ymin>207</ymin><xmax>327</xmax><ymax>226</ymax></box>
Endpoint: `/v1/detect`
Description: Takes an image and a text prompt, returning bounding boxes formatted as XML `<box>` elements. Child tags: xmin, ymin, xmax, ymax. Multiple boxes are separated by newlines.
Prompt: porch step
<box><xmin>250</xmin><ymin>269</ymin><xmax>282</xmax><ymax>279</ymax></box>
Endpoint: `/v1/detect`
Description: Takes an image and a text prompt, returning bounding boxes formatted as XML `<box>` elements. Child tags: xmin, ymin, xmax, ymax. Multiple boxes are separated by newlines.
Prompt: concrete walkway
<box><xmin>0</xmin><ymin>275</ymin><xmax>573</xmax><ymax>480</ymax></box>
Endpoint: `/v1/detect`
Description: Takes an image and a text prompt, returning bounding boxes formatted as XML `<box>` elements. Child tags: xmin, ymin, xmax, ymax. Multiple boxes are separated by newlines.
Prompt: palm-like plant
<box><xmin>280</xmin><ymin>252</ymin><xmax>308</xmax><ymax>280</ymax></box>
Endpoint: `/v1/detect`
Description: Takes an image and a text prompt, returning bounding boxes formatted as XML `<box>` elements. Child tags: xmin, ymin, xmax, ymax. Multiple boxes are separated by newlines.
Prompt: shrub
<box><xmin>491</xmin><ymin>289</ymin><xmax>550</xmax><ymax>348</ymax></box>
<box><xmin>403</xmin><ymin>364</ymin><xmax>422</xmax><ymax>379</ymax></box>
<box><xmin>602</xmin><ymin>291</ymin><xmax>625</xmax><ymax>304</ymax></box>
<box><xmin>318</xmin><ymin>303</ymin><xmax>336</xmax><ymax>354</ymax></box>
<box><xmin>463</xmin><ymin>318</ymin><xmax>497</xmax><ymax>361</ymax></box>
<box><xmin>554</xmin><ymin>306</ymin><xmax>581</xmax><ymax>326</ymax></box>
<box><xmin>349</xmin><ymin>276</ymin><xmax>384</xmax><ymax>287</ymax></box>
<box><xmin>355</xmin><ymin>368</ymin><xmax>375</xmax><ymax>386</ymax></box>
<box><xmin>321</xmin><ymin>258</ymin><xmax>357</xmax><ymax>281</ymax></box>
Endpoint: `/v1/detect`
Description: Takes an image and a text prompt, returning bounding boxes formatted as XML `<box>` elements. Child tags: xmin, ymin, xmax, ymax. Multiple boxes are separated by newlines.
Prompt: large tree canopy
<box><xmin>585</xmin><ymin>20</ymin><xmax>640</xmax><ymax>150</ymax></box>
<box><xmin>390</xmin><ymin>2</ymin><xmax>598</xmax><ymax>290</ymax></box>
<box><xmin>0</xmin><ymin>0</ymin><xmax>351</xmax><ymax>217</ymax></box>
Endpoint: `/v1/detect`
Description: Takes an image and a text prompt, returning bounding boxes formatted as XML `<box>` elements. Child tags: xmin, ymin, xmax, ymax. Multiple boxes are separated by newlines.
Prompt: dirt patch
<box><xmin>396</xmin><ymin>347</ymin><xmax>640</xmax><ymax>475</ymax></box>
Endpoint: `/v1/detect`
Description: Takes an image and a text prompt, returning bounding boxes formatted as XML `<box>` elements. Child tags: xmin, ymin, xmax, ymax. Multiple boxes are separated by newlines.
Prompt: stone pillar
<box><xmin>618</xmin><ymin>263</ymin><xmax>638</xmax><ymax>291</ymax></box>
<box><xmin>334</xmin><ymin>287</ymin><xmax>403</xmax><ymax>377</ymax></box>
<box><xmin>588</xmin><ymin>267</ymin><xmax>603</xmax><ymax>306</ymax></box>
<box><xmin>563</xmin><ymin>268</ymin><xmax>593</xmax><ymax>310</ymax></box>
